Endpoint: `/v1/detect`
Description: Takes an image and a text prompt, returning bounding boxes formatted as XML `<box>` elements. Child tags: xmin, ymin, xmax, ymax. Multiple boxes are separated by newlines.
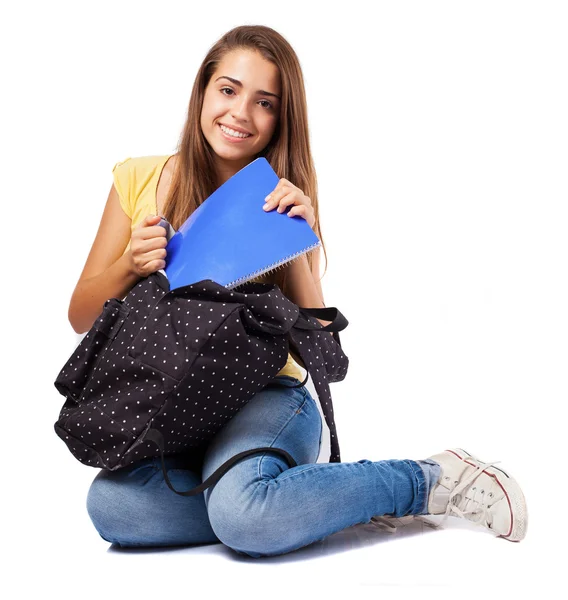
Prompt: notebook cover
<box><xmin>164</xmin><ymin>157</ymin><xmax>321</xmax><ymax>290</ymax></box>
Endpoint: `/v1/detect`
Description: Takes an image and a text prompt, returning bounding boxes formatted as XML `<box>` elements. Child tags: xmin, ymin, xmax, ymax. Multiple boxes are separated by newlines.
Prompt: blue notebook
<box><xmin>163</xmin><ymin>157</ymin><xmax>321</xmax><ymax>290</ymax></box>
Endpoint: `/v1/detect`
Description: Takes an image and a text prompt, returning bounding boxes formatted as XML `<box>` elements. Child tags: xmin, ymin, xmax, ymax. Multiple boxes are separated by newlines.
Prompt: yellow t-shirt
<box><xmin>112</xmin><ymin>154</ymin><xmax>305</xmax><ymax>383</ymax></box>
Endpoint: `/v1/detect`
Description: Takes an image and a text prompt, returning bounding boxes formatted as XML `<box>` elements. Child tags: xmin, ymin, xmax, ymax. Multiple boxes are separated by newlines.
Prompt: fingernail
<box><xmin>263</xmin><ymin>203</ymin><xmax>269</xmax><ymax>210</ymax></box>
<box><xmin>265</xmin><ymin>195</ymin><xmax>271</xmax><ymax>202</ymax></box>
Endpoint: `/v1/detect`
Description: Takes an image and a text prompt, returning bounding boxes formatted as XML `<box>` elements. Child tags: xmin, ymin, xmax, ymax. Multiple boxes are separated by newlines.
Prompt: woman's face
<box><xmin>200</xmin><ymin>49</ymin><xmax>281</xmax><ymax>185</ymax></box>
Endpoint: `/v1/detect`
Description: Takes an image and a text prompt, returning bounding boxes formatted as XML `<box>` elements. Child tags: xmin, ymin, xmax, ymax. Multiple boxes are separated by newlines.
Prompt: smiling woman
<box><xmin>77</xmin><ymin>24</ymin><xmax>529</xmax><ymax>561</ymax></box>
<box><xmin>146</xmin><ymin>29</ymin><xmax>331</xmax><ymax>312</ymax></box>
<box><xmin>199</xmin><ymin>50</ymin><xmax>282</xmax><ymax>183</ymax></box>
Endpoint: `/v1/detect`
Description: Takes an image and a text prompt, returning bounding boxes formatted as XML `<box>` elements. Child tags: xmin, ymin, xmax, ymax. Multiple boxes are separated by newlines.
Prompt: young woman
<box><xmin>70</xmin><ymin>25</ymin><xmax>528</xmax><ymax>557</ymax></box>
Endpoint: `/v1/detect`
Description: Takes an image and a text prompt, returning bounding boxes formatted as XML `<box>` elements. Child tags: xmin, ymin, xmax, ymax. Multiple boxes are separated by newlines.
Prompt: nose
<box><xmin>230</xmin><ymin>98</ymin><xmax>252</xmax><ymax>123</ymax></box>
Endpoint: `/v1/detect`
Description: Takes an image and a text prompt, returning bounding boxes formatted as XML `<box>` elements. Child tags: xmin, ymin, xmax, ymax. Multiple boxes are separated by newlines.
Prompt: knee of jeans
<box><xmin>206</xmin><ymin>479</ymin><xmax>287</xmax><ymax>557</ymax></box>
<box><xmin>86</xmin><ymin>471</ymin><xmax>140</xmax><ymax>545</ymax></box>
<box><xmin>86</xmin><ymin>474</ymin><xmax>118</xmax><ymax>543</ymax></box>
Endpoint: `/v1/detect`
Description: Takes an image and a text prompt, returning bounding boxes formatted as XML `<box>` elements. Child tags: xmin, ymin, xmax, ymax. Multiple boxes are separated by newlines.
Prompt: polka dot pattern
<box><xmin>54</xmin><ymin>271</ymin><xmax>349</xmax><ymax>470</ymax></box>
<box><xmin>288</xmin><ymin>312</ymin><xmax>349</xmax><ymax>463</ymax></box>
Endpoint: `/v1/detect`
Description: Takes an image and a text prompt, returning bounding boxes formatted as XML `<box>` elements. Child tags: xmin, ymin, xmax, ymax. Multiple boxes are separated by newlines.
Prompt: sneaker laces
<box><xmin>370</xmin><ymin>515</ymin><xmax>439</xmax><ymax>532</ymax></box>
<box><xmin>440</xmin><ymin>458</ymin><xmax>502</xmax><ymax>529</ymax></box>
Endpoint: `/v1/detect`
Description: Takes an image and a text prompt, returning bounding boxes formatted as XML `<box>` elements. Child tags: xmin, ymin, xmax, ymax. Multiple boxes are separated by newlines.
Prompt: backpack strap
<box><xmin>285</xmin><ymin>306</ymin><xmax>346</xmax><ymax>388</ymax></box>
<box><xmin>143</xmin><ymin>428</ymin><xmax>298</xmax><ymax>497</ymax></box>
<box><xmin>293</xmin><ymin>306</ymin><xmax>348</xmax><ymax>332</ymax></box>
<box><xmin>288</xmin><ymin>306</ymin><xmax>350</xmax><ymax>464</ymax></box>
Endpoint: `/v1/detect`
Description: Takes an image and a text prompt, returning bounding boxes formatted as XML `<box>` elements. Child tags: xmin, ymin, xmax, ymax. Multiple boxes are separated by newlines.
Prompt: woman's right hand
<box><xmin>128</xmin><ymin>214</ymin><xmax>168</xmax><ymax>278</ymax></box>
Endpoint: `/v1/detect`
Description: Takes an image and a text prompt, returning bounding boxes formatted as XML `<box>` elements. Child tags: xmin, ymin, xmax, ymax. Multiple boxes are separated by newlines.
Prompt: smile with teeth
<box><xmin>219</xmin><ymin>124</ymin><xmax>252</xmax><ymax>138</ymax></box>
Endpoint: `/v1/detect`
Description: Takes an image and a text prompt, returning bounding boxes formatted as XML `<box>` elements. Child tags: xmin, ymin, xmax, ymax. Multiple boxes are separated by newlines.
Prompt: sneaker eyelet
<box><xmin>472</xmin><ymin>487</ymin><xmax>476</xmax><ymax>490</ymax></box>
<box><xmin>481</xmin><ymin>490</ymin><xmax>485</xmax><ymax>494</ymax></box>
<box><xmin>488</xmin><ymin>492</ymin><xmax>493</xmax><ymax>497</ymax></box>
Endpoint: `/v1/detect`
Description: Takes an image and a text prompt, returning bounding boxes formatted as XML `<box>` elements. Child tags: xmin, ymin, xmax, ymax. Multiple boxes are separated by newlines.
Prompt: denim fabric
<box><xmin>415</xmin><ymin>459</ymin><xmax>443</xmax><ymax>515</ymax></box>
<box><xmin>86</xmin><ymin>375</ymin><xmax>441</xmax><ymax>557</ymax></box>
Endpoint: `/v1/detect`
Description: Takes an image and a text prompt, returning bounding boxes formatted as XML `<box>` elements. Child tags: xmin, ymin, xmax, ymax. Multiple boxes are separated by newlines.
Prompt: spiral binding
<box><xmin>227</xmin><ymin>240</ymin><xmax>321</xmax><ymax>290</ymax></box>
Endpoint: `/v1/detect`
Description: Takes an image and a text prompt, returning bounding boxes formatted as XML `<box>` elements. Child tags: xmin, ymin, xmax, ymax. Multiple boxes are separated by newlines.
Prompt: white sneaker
<box><xmin>425</xmin><ymin>448</ymin><xmax>528</xmax><ymax>542</ymax></box>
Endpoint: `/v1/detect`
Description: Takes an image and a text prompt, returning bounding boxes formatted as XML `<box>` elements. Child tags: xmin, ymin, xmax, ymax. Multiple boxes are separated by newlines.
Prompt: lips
<box><xmin>219</xmin><ymin>122</ymin><xmax>251</xmax><ymax>135</ymax></box>
<box><xmin>218</xmin><ymin>123</ymin><xmax>252</xmax><ymax>137</ymax></box>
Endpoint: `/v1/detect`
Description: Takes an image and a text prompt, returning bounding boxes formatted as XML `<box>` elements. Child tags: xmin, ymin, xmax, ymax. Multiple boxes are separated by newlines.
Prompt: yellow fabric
<box><xmin>112</xmin><ymin>155</ymin><xmax>304</xmax><ymax>382</ymax></box>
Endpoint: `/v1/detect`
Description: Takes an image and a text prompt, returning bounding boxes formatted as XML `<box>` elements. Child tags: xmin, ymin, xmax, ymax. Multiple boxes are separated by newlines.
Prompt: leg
<box><xmin>86</xmin><ymin>452</ymin><xmax>219</xmax><ymax>548</ymax></box>
<box><xmin>202</xmin><ymin>375</ymin><xmax>441</xmax><ymax>558</ymax></box>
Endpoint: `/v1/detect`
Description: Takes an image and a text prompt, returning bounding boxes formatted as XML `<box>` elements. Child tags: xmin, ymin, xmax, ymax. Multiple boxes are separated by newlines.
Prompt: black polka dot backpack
<box><xmin>53</xmin><ymin>271</ymin><xmax>349</xmax><ymax>496</ymax></box>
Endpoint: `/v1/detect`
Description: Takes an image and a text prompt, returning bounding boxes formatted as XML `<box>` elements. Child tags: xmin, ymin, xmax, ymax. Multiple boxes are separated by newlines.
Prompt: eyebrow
<box><xmin>214</xmin><ymin>76</ymin><xmax>281</xmax><ymax>100</ymax></box>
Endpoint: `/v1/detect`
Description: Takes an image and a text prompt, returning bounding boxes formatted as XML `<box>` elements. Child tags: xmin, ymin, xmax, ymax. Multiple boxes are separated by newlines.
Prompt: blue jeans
<box><xmin>86</xmin><ymin>375</ymin><xmax>442</xmax><ymax>557</ymax></box>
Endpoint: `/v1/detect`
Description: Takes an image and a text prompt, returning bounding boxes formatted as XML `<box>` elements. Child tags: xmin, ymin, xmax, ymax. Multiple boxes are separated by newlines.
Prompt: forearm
<box><xmin>68</xmin><ymin>251</ymin><xmax>142</xmax><ymax>334</ymax></box>
<box><xmin>287</xmin><ymin>254</ymin><xmax>334</xmax><ymax>335</ymax></box>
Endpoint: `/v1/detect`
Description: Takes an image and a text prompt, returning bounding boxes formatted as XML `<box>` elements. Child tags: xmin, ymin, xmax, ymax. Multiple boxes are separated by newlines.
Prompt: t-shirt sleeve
<box><xmin>112</xmin><ymin>157</ymin><xmax>133</xmax><ymax>218</ymax></box>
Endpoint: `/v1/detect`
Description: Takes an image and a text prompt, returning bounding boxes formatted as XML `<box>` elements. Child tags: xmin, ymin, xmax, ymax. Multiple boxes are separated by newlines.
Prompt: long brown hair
<box><xmin>162</xmin><ymin>24</ymin><xmax>328</xmax><ymax>298</ymax></box>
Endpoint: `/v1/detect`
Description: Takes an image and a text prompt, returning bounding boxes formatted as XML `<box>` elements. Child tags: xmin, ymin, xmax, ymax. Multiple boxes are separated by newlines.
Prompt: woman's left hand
<box><xmin>263</xmin><ymin>178</ymin><xmax>316</xmax><ymax>229</ymax></box>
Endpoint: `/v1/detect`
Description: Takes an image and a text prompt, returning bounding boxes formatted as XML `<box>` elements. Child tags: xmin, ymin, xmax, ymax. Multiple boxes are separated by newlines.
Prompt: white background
<box><xmin>2</xmin><ymin>0</ymin><xmax>566</xmax><ymax>596</ymax></box>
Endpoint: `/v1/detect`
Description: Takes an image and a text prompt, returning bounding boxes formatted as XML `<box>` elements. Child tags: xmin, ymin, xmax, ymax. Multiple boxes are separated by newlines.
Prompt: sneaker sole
<box><xmin>449</xmin><ymin>448</ymin><xmax>528</xmax><ymax>542</ymax></box>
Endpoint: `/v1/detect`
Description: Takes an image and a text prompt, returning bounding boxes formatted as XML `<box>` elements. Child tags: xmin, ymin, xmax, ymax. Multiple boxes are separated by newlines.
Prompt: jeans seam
<box><xmin>405</xmin><ymin>459</ymin><xmax>426</xmax><ymax>515</ymax></box>
<box><xmin>261</xmin><ymin>463</ymin><xmax>321</xmax><ymax>484</ymax></box>
<box><xmin>256</xmin><ymin>393</ymin><xmax>308</xmax><ymax>480</ymax></box>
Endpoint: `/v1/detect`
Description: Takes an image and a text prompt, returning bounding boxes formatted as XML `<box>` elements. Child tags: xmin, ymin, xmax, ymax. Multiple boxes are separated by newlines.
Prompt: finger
<box><xmin>144</xmin><ymin>236</ymin><xmax>168</xmax><ymax>252</ymax></box>
<box><xmin>264</xmin><ymin>189</ymin><xmax>293</xmax><ymax>212</ymax></box>
<box><xmin>275</xmin><ymin>191</ymin><xmax>299</xmax><ymax>213</ymax></box>
<box><xmin>134</xmin><ymin>238</ymin><xmax>167</xmax><ymax>257</ymax></box>
<box><xmin>137</xmin><ymin>224</ymin><xmax>168</xmax><ymax>240</ymax></box>
<box><xmin>263</xmin><ymin>180</ymin><xmax>293</xmax><ymax>206</ymax></box>
<box><xmin>144</xmin><ymin>259</ymin><xmax>166</xmax><ymax>275</ymax></box>
<box><xmin>137</xmin><ymin>214</ymin><xmax>161</xmax><ymax>228</ymax></box>
<box><xmin>263</xmin><ymin>190</ymin><xmax>279</xmax><ymax>207</ymax></box>
<box><xmin>143</xmin><ymin>247</ymin><xmax>168</xmax><ymax>262</ymax></box>
<box><xmin>278</xmin><ymin>177</ymin><xmax>293</xmax><ymax>188</ymax></box>
<box><xmin>268</xmin><ymin>181</ymin><xmax>283</xmax><ymax>197</ymax></box>
<box><xmin>288</xmin><ymin>205</ymin><xmax>306</xmax><ymax>219</ymax></box>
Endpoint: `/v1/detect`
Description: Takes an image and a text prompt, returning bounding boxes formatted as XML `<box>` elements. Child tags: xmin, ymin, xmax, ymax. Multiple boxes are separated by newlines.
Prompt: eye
<box><xmin>220</xmin><ymin>87</ymin><xmax>273</xmax><ymax>110</ymax></box>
